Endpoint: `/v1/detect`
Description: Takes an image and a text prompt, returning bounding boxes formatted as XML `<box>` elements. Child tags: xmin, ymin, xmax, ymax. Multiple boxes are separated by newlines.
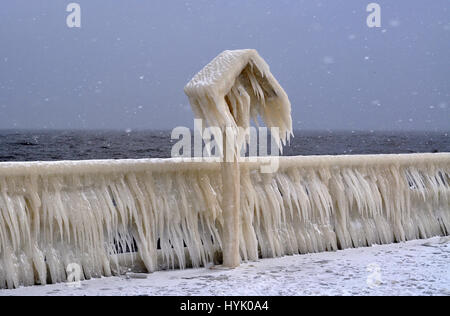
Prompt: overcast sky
<box><xmin>0</xmin><ymin>0</ymin><xmax>448</xmax><ymax>131</ymax></box>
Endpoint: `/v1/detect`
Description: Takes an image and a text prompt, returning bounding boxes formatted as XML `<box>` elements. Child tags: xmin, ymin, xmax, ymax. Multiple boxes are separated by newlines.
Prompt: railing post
<box><xmin>221</xmin><ymin>127</ymin><xmax>241</xmax><ymax>267</ymax></box>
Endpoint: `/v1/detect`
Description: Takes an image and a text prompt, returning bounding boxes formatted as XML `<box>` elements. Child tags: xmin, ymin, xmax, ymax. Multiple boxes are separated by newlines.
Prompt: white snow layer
<box><xmin>1</xmin><ymin>236</ymin><xmax>449</xmax><ymax>296</ymax></box>
<box><xmin>0</xmin><ymin>153</ymin><xmax>449</xmax><ymax>289</ymax></box>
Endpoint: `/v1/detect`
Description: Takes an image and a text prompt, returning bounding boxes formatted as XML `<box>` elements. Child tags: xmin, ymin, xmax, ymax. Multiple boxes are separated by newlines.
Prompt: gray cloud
<box><xmin>0</xmin><ymin>0</ymin><xmax>448</xmax><ymax>131</ymax></box>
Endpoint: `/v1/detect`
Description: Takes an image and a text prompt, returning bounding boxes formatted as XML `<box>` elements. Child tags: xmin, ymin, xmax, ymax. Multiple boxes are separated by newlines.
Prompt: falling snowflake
<box><xmin>323</xmin><ymin>56</ymin><xmax>334</xmax><ymax>65</ymax></box>
<box><xmin>371</xmin><ymin>100</ymin><xmax>381</xmax><ymax>107</ymax></box>
<box><xmin>389</xmin><ymin>19</ymin><xmax>400</xmax><ymax>27</ymax></box>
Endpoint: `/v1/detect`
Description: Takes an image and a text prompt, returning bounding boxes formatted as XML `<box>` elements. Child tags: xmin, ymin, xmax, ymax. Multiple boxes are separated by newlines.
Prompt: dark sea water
<box><xmin>0</xmin><ymin>130</ymin><xmax>448</xmax><ymax>162</ymax></box>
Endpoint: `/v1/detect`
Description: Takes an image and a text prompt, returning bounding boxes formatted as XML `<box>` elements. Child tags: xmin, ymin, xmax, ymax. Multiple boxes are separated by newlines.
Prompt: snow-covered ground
<box><xmin>1</xmin><ymin>237</ymin><xmax>449</xmax><ymax>296</ymax></box>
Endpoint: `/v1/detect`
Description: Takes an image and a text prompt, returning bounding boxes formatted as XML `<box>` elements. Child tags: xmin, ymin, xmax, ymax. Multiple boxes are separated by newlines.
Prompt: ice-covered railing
<box><xmin>0</xmin><ymin>153</ymin><xmax>449</xmax><ymax>289</ymax></box>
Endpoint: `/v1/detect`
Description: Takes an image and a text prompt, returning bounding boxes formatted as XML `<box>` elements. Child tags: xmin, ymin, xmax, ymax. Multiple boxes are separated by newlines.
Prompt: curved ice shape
<box><xmin>184</xmin><ymin>49</ymin><xmax>293</xmax><ymax>147</ymax></box>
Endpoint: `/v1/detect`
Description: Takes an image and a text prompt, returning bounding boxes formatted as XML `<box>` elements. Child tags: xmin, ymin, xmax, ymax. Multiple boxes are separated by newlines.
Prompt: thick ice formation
<box><xmin>0</xmin><ymin>153</ymin><xmax>448</xmax><ymax>289</ymax></box>
<box><xmin>185</xmin><ymin>49</ymin><xmax>293</xmax><ymax>149</ymax></box>
<box><xmin>184</xmin><ymin>49</ymin><xmax>293</xmax><ymax>267</ymax></box>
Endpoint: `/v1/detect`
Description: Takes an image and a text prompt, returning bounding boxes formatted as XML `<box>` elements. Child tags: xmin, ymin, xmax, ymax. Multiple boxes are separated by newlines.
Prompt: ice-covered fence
<box><xmin>0</xmin><ymin>153</ymin><xmax>449</xmax><ymax>289</ymax></box>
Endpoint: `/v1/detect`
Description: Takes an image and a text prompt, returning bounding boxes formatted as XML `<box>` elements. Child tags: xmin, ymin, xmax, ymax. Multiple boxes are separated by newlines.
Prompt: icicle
<box><xmin>0</xmin><ymin>153</ymin><xmax>447</xmax><ymax>289</ymax></box>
